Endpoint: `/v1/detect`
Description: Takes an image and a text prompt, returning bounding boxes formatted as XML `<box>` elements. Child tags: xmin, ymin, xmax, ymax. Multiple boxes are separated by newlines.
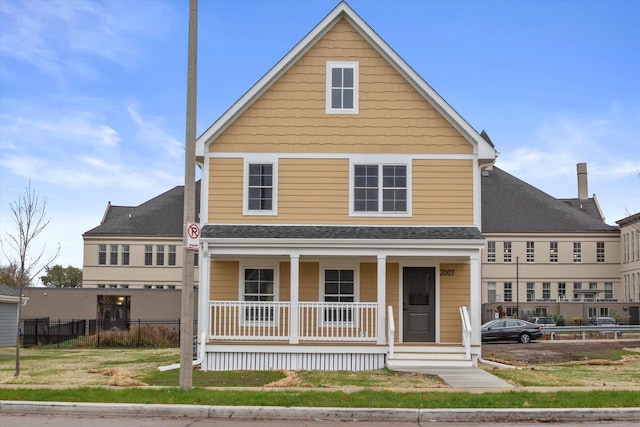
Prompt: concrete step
<box><xmin>387</xmin><ymin>358</ymin><xmax>474</xmax><ymax>369</ymax></box>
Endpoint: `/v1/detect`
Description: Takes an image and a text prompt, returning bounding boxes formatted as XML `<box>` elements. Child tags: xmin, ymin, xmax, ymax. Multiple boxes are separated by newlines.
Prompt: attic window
<box><xmin>326</xmin><ymin>61</ymin><xmax>359</xmax><ymax>114</ymax></box>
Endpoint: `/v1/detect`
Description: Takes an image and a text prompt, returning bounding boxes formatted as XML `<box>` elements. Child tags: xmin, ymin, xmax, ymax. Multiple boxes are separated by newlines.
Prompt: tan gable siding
<box><xmin>209</xmin><ymin>19</ymin><xmax>472</xmax><ymax>155</ymax></box>
<box><xmin>209</xmin><ymin>157</ymin><xmax>474</xmax><ymax>225</ymax></box>
<box><xmin>439</xmin><ymin>263</ymin><xmax>470</xmax><ymax>342</ymax></box>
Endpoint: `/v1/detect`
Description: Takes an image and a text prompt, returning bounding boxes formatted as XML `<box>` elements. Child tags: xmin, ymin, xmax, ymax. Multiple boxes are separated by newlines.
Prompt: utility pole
<box><xmin>180</xmin><ymin>0</ymin><xmax>198</xmax><ymax>391</ymax></box>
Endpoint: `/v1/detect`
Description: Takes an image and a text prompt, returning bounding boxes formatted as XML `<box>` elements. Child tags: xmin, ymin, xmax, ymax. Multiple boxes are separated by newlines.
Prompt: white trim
<box><xmin>318</xmin><ymin>261</ymin><xmax>360</xmax><ymax>303</ymax></box>
<box><xmin>326</xmin><ymin>60</ymin><xmax>359</xmax><ymax>114</ymax></box>
<box><xmin>238</xmin><ymin>260</ymin><xmax>280</xmax><ymax>307</ymax></box>
<box><xmin>207</xmin><ymin>152</ymin><xmax>476</xmax><ymax>161</ymax></box>
<box><xmin>348</xmin><ymin>160</ymin><xmax>412</xmax><ymax>217</ymax></box>
<box><xmin>242</xmin><ymin>158</ymin><xmax>278</xmax><ymax>216</ymax></box>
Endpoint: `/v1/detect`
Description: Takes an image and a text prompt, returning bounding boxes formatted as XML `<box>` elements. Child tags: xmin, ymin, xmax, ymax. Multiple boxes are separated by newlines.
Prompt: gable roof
<box><xmin>0</xmin><ymin>283</ymin><xmax>20</xmax><ymax>303</ymax></box>
<box><xmin>196</xmin><ymin>1</ymin><xmax>496</xmax><ymax>162</ymax></box>
<box><xmin>84</xmin><ymin>181</ymin><xmax>200</xmax><ymax>237</ymax></box>
<box><xmin>481</xmin><ymin>167</ymin><xmax>618</xmax><ymax>233</ymax></box>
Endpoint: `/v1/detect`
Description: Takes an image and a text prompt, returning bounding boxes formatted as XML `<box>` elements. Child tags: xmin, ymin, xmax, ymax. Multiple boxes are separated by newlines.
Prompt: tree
<box><xmin>0</xmin><ymin>263</ymin><xmax>20</xmax><ymax>288</ymax></box>
<box><xmin>1</xmin><ymin>180</ymin><xmax>59</xmax><ymax>376</ymax></box>
<box><xmin>40</xmin><ymin>265</ymin><xmax>82</xmax><ymax>288</ymax></box>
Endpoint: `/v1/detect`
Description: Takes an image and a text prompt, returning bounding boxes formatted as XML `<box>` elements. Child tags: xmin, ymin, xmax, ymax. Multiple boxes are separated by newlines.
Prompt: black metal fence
<box><xmin>21</xmin><ymin>318</ymin><xmax>195</xmax><ymax>349</ymax></box>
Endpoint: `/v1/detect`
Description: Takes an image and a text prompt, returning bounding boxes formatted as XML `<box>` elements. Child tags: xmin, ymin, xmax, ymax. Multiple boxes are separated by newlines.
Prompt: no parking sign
<box><xmin>186</xmin><ymin>222</ymin><xmax>200</xmax><ymax>249</ymax></box>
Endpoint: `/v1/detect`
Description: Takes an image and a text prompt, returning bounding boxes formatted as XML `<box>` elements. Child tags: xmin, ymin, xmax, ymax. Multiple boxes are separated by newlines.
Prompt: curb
<box><xmin>1</xmin><ymin>401</ymin><xmax>639</xmax><ymax>422</ymax></box>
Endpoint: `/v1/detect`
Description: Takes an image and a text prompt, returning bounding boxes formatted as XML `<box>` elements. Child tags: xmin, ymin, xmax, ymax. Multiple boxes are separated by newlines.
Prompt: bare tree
<box><xmin>1</xmin><ymin>180</ymin><xmax>59</xmax><ymax>376</ymax></box>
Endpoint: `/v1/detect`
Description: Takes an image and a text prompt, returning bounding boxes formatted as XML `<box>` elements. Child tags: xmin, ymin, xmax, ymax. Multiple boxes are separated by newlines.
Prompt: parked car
<box><xmin>527</xmin><ymin>316</ymin><xmax>556</xmax><ymax>328</ymax></box>
<box><xmin>481</xmin><ymin>319</ymin><xmax>543</xmax><ymax>343</ymax></box>
<box><xmin>589</xmin><ymin>316</ymin><xmax>618</xmax><ymax>326</ymax></box>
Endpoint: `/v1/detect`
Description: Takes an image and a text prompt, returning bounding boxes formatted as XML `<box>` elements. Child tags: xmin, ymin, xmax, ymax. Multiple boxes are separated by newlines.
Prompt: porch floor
<box><xmin>393</xmin><ymin>366</ymin><xmax>513</xmax><ymax>388</ymax></box>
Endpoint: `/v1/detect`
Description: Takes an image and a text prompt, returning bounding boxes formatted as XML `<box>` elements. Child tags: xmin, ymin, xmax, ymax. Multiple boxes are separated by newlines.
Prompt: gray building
<box><xmin>0</xmin><ymin>284</ymin><xmax>21</xmax><ymax>347</ymax></box>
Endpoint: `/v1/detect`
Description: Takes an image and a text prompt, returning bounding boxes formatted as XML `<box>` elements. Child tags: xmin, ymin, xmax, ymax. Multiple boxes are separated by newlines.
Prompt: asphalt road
<box><xmin>1</xmin><ymin>413</ymin><xmax>638</xmax><ymax>427</ymax></box>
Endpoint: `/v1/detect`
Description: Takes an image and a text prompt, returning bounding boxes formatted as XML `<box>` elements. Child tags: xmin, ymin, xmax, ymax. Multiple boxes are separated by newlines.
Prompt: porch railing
<box><xmin>459</xmin><ymin>305</ymin><xmax>471</xmax><ymax>360</ymax></box>
<box><xmin>209</xmin><ymin>301</ymin><xmax>378</xmax><ymax>343</ymax></box>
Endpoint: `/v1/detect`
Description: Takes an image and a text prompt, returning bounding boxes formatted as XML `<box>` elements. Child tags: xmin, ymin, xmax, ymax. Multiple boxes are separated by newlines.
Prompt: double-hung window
<box><xmin>326</xmin><ymin>61</ymin><xmax>358</xmax><ymax>114</ymax></box>
<box><xmin>549</xmin><ymin>241</ymin><xmax>558</xmax><ymax>263</ymax></box>
<box><xmin>243</xmin><ymin>268</ymin><xmax>275</xmax><ymax>322</ymax></box>
<box><xmin>503</xmin><ymin>242</ymin><xmax>512</xmax><ymax>263</ymax></box>
<box><xmin>244</xmin><ymin>161</ymin><xmax>277</xmax><ymax>215</ymax></box>
<box><xmin>526</xmin><ymin>241</ymin><xmax>535</xmax><ymax>262</ymax></box>
<box><xmin>487</xmin><ymin>241</ymin><xmax>496</xmax><ymax>262</ymax></box>
<box><xmin>156</xmin><ymin>245</ymin><xmax>164</xmax><ymax>266</ymax></box>
<box><xmin>98</xmin><ymin>244</ymin><xmax>107</xmax><ymax>265</ymax></box>
<box><xmin>596</xmin><ymin>242</ymin><xmax>605</xmax><ymax>263</ymax></box>
<box><xmin>352</xmin><ymin>164</ymin><xmax>408</xmax><ymax>215</ymax></box>
<box><xmin>573</xmin><ymin>242</ymin><xmax>582</xmax><ymax>263</ymax></box>
<box><xmin>168</xmin><ymin>245</ymin><xmax>176</xmax><ymax>266</ymax></box>
<box><xmin>110</xmin><ymin>245</ymin><xmax>118</xmax><ymax>265</ymax></box>
<box><xmin>323</xmin><ymin>268</ymin><xmax>356</xmax><ymax>324</ymax></box>
<box><xmin>144</xmin><ymin>245</ymin><xmax>153</xmax><ymax>266</ymax></box>
<box><xmin>121</xmin><ymin>245</ymin><xmax>130</xmax><ymax>266</ymax></box>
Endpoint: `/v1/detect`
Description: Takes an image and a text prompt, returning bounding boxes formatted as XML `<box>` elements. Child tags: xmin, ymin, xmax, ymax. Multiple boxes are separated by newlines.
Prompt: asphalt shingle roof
<box><xmin>201</xmin><ymin>225</ymin><xmax>483</xmax><ymax>240</ymax></box>
<box><xmin>0</xmin><ymin>283</ymin><xmax>20</xmax><ymax>298</ymax></box>
<box><xmin>481</xmin><ymin>167</ymin><xmax>617</xmax><ymax>233</ymax></box>
<box><xmin>84</xmin><ymin>181</ymin><xmax>200</xmax><ymax>236</ymax></box>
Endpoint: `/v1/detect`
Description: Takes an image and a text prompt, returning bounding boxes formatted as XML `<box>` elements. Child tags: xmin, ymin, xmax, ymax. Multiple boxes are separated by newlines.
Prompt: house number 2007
<box><xmin>440</xmin><ymin>269</ymin><xmax>455</xmax><ymax>276</ymax></box>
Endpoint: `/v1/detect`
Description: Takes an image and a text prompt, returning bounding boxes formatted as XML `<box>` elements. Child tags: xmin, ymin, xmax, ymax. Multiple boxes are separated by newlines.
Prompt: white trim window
<box><xmin>322</xmin><ymin>266</ymin><xmax>358</xmax><ymax>324</ymax></box>
<box><xmin>242</xmin><ymin>267</ymin><xmax>277</xmax><ymax>323</ymax></box>
<box><xmin>351</xmin><ymin>163</ymin><xmax>410</xmax><ymax>215</ymax></box>
<box><xmin>326</xmin><ymin>61</ymin><xmax>359</xmax><ymax>114</ymax></box>
<box><xmin>487</xmin><ymin>241</ymin><xmax>496</xmax><ymax>262</ymax></box>
<box><xmin>243</xmin><ymin>160</ymin><xmax>278</xmax><ymax>215</ymax></box>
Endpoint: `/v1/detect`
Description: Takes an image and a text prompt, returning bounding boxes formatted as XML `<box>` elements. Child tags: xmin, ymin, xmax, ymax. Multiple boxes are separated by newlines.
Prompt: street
<box><xmin>1</xmin><ymin>413</ymin><xmax>638</xmax><ymax>427</ymax></box>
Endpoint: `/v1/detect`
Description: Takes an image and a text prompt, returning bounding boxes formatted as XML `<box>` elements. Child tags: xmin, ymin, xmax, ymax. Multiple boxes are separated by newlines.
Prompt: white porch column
<box><xmin>198</xmin><ymin>247</ymin><xmax>210</xmax><ymax>342</ymax></box>
<box><xmin>377</xmin><ymin>255</ymin><xmax>387</xmax><ymax>345</ymax></box>
<box><xmin>470</xmin><ymin>253</ymin><xmax>482</xmax><ymax>344</ymax></box>
<box><xmin>289</xmin><ymin>254</ymin><xmax>300</xmax><ymax>344</ymax></box>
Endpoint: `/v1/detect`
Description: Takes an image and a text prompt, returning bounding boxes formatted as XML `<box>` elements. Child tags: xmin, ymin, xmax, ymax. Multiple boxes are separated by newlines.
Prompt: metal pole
<box><xmin>180</xmin><ymin>0</ymin><xmax>198</xmax><ymax>391</ymax></box>
<box><xmin>516</xmin><ymin>256</ymin><xmax>519</xmax><ymax>319</ymax></box>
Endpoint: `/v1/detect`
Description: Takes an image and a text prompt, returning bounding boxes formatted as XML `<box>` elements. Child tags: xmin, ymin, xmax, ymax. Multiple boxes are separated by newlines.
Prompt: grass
<box><xmin>143</xmin><ymin>369</ymin><xmax>285</xmax><ymax>387</ymax></box>
<box><xmin>0</xmin><ymin>387</ymin><xmax>638</xmax><ymax>408</ymax></box>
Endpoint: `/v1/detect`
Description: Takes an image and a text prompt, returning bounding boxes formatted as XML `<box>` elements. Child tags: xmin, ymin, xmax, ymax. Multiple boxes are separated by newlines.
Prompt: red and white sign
<box><xmin>186</xmin><ymin>222</ymin><xmax>201</xmax><ymax>249</ymax></box>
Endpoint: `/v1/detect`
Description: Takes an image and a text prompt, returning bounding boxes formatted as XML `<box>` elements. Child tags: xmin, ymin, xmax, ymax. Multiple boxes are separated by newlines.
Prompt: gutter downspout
<box><xmin>158</xmin><ymin>331</ymin><xmax>206</xmax><ymax>371</ymax></box>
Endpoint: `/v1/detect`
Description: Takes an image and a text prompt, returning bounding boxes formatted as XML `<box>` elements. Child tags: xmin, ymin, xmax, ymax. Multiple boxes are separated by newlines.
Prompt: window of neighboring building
<box><xmin>194</xmin><ymin>249</ymin><xmax>199</xmax><ymax>267</ymax></box>
<box><xmin>122</xmin><ymin>245</ymin><xmax>130</xmax><ymax>266</ymax></box>
<box><xmin>243</xmin><ymin>268</ymin><xmax>275</xmax><ymax>322</ymax></box>
<box><xmin>600</xmin><ymin>307</ymin><xmax>609</xmax><ymax>316</ymax></box>
<box><xmin>98</xmin><ymin>244</ymin><xmax>107</xmax><ymax>265</ymax></box>
<box><xmin>504</xmin><ymin>282</ymin><xmax>512</xmax><ymax>302</ymax></box>
<box><xmin>505</xmin><ymin>307</ymin><xmax>517</xmax><ymax>317</ymax></box>
<box><xmin>503</xmin><ymin>242</ymin><xmax>512</xmax><ymax>263</ymax></box>
<box><xmin>352</xmin><ymin>164</ymin><xmax>408</xmax><ymax>215</ymax></box>
<box><xmin>588</xmin><ymin>307</ymin><xmax>597</xmax><ymax>318</ymax></box>
<box><xmin>596</xmin><ymin>241</ymin><xmax>605</xmax><ymax>263</ymax></box>
<box><xmin>109</xmin><ymin>244</ymin><xmax>118</xmax><ymax>265</ymax></box>
<box><xmin>573</xmin><ymin>242</ymin><xmax>582</xmax><ymax>263</ymax></box>
<box><xmin>156</xmin><ymin>245</ymin><xmax>164</xmax><ymax>266</ymax></box>
<box><xmin>168</xmin><ymin>285</ymin><xmax>176</xmax><ymax>289</ymax></box>
<box><xmin>121</xmin><ymin>284</ymin><xmax>129</xmax><ymax>289</ymax></box>
<box><xmin>526</xmin><ymin>282</ymin><xmax>535</xmax><ymax>302</ymax></box>
<box><xmin>245</xmin><ymin>162</ymin><xmax>277</xmax><ymax>215</ymax></box>
<box><xmin>604</xmin><ymin>282</ymin><xmax>613</xmax><ymax>299</ymax></box>
<box><xmin>526</xmin><ymin>241</ymin><xmax>535</xmax><ymax>262</ymax></box>
<box><xmin>487</xmin><ymin>242</ymin><xmax>496</xmax><ymax>262</ymax></box>
<box><xmin>558</xmin><ymin>282</ymin><xmax>566</xmax><ymax>301</ymax></box>
<box><xmin>487</xmin><ymin>282</ymin><xmax>496</xmax><ymax>302</ymax></box>
<box><xmin>109</xmin><ymin>284</ymin><xmax>117</xmax><ymax>289</ymax></box>
<box><xmin>97</xmin><ymin>284</ymin><xmax>106</xmax><ymax>288</ymax></box>
<box><xmin>168</xmin><ymin>245</ymin><xmax>176</xmax><ymax>266</ymax></box>
<box><xmin>144</xmin><ymin>245</ymin><xmax>153</xmax><ymax>266</ymax></box>
<box><xmin>535</xmin><ymin>307</ymin><xmax>548</xmax><ymax>315</ymax></box>
<box><xmin>542</xmin><ymin>282</ymin><xmax>551</xmax><ymax>300</ymax></box>
<box><xmin>573</xmin><ymin>282</ymin><xmax>582</xmax><ymax>300</ymax></box>
<box><xmin>549</xmin><ymin>241</ymin><xmax>558</xmax><ymax>263</ymax></box>
<box><xmin>326</xmin><ymin>61</ymin><xmax>359</xmax><ymax>114</ymax></box>
<box><xmin>144</xmin><ymin>284</ymin><xmax>152</xmax><ymax>289</ymax></box>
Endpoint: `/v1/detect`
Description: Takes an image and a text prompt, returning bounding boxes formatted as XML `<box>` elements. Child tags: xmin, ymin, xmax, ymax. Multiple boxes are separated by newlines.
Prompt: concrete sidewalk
<box><xmin>1</xmin><ymin>400</ymin><xmax>639</xmax><ymax>423</ymax></box>
<box><xmin>397</xmin><ymin>366</ymin><xmax>514</xmax><ymax>388</ymax></box>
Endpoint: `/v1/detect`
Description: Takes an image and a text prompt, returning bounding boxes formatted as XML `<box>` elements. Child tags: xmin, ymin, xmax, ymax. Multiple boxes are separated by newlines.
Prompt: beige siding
<box><xmin>208</xmin><ymin>157</ymin><xmax>474</xmax><ymax>225</ymax></box>
<box><xmin>439</xmin><ymin>263</ymin><xmax>470</xmax><ymax>342</ymax></box>
<box><xmin>299</xmin><ymin>262</ymin><xmax>320</xmax><ymax>301</ymax></box>
<box><xmin>386</xmin><ymin>263</ymin><xmax>400</xmax><ymax>342</ymax></box>
<box><xmin>209</xmin><ymin>19</ymin><xmax>472</xmax><ymax>155</ymax></box>
<box><xmin>279</xmin><ymin>262</ymin><xmax>291</xmax><ymax>302</ymax></box>
<box><xmin>210</xmin><ymin>261</ymin><xmax>239</xmax><ymax>300</ymax></box>
<box><xmin>359</xmin><ymin>263</ymin><xmax>377</xmax><ymax>302</ymax></box>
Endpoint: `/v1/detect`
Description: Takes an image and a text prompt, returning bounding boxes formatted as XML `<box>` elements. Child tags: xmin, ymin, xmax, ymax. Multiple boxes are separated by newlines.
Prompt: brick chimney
<box><xmin>577</xmin><ymin>163</ymin><xmax>588</xmax><ymax>200</ymax></box>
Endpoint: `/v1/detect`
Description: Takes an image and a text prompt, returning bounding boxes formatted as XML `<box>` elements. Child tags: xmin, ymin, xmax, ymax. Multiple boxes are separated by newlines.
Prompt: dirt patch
<box><xmin>88</xmin><ymin>367</ymin><xmax>148</xmax><ymax>387</ymax></box>
<box><xmin>265</xmin><ymin>371</ymin><xmax>309</xmax><ymax>388</ymax></box>
<box><xmin>482</xmin><ymin>340</ymin><xmax>640</xmax><ymax>365</ymax></box>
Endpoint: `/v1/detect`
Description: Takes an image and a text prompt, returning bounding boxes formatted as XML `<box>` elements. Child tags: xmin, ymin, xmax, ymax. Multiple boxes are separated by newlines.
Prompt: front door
<box><xmin>403</xmin><ymin>267</ymin><xmax>436</xmax><ymax>342</ymax></box>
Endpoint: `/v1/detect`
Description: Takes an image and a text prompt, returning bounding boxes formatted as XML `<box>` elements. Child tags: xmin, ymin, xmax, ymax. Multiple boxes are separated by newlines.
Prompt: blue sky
<box><xmin>1</xmin><ymin>0</ymin><xmax>639</xmax><ymax>272</ymax></box>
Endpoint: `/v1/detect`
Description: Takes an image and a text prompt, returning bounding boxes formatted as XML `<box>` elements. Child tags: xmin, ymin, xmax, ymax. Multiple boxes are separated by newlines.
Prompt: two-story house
<box><xmin>193</xmin><ymin>2</ymin><xmax>497</xmax><ymax>371</ymax></box>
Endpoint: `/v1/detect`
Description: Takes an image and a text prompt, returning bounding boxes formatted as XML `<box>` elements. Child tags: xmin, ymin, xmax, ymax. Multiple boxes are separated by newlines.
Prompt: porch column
<box><xmin>377</xmin><ymin>255</ymin><xmax>387</xmax><ymax>345</ymax></box>
<box><xmin>198</xmin><ymin>247</ymin><xmax>210</xmax><ymax>342</ymax></box>
<box><xmin>289</xmin><ymin>254</ymin><xmax>300</xmax><ymax>344</ymax></box>
<box><xmin>470</xmin><ymin>254</ymin><xmax>482</xmax><ymax>344</ymax></box>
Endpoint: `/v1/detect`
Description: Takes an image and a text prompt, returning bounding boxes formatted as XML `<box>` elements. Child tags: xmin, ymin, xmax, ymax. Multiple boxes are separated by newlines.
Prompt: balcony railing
<box><xmin>209</xmin><ymin>301</ymin><xmax>378</xmax><ymax>343</ymax></box>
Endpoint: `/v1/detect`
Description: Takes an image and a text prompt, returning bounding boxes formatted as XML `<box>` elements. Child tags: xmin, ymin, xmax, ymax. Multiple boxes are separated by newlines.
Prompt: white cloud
<box><xmin>127</xmin><ymin>104</ymin><xmax>184</xmax><ymax>159</ymax></box>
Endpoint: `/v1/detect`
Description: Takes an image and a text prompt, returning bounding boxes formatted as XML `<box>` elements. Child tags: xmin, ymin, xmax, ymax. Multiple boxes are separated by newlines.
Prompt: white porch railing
<box><xmin>459</xmin><ymin>305</ymin><xmax>471</xmax><ymax>360</ymax></box>
<box><xmin>210</xmin><ymin>301</ymin><xmax>378</xmax><ymax>343</ymax></box>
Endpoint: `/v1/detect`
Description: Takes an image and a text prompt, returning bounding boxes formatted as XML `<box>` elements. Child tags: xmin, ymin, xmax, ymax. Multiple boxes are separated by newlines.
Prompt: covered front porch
<box><xmin>197</xmin><ymin>225</ymin><xmax>484</xmax><ymax>371</ymax></box>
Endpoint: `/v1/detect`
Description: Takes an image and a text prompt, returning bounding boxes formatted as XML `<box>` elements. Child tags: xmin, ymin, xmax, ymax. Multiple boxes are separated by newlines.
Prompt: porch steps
<box><xmin>387</xmin><ymin>345</ymin><xmax>473</xmax><ymax>369</ymax></box>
